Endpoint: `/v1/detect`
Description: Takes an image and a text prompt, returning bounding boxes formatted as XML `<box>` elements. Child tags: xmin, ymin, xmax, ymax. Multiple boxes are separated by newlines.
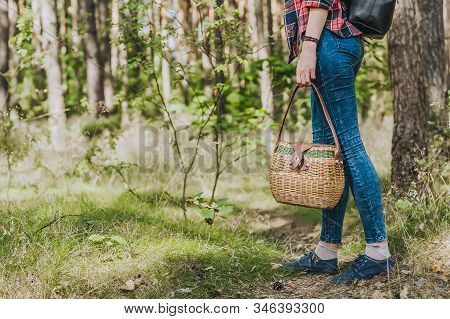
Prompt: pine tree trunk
<box><xmin>80</xmin><ymin>0</ymin><xmax>105</xmax><ymax>118</ymax></box>
<box><xmin>0</xmin><ymin>0</ymin><xmax>8</xmax><ymax>115</ymax></box>
<box><xmin>41</xmin><ymin>0</ymin><xmax>67</xmax><ymax>149</ymax></box>
<box><xmin>387</xmin><ymin>0</ymin><xmax>447</xmax><ymax>196</ymax></box>
<box><xmin>98</xmin><ymin>0</ymin><xmax>114</xmax><ymax>112</ymax></box>
<box><xmin>416</xmin><ymin>0</ymin><xmax>447</xmax><ymax>129</ymax></box>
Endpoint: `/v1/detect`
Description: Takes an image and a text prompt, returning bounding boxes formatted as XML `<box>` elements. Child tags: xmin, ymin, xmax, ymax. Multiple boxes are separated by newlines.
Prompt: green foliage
<box><xmin>82</xmin><ymin>114</ymin><xmax>121</xmax><ymax>138</ymax></box>
<box><xmin>355</xmin><ymin>39</ymin><xmax>391</xmax><ymax>118</ymax></box>
<box><xmin>10</xmin><ymin>8</ymin><xmax>46</xmax><ymax>118</ymax></box>
<box><xmin>0</xmin><ymin>191</ymin><xmax>283</xmax><ymax>298</ymax></box>
<box><xmin>88</xmin><ymin>234</ymin><xmax>128</xmax><ymax>246</ymax></box>
<box><xmin>190</xmin><ymin>192</ymin><xmax>234</xmax><ymax>225</ymax></box>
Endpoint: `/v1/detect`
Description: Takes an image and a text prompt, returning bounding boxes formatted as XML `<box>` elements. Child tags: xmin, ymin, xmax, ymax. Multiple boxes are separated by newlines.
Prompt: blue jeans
<box><xmin>310</xmin><ymin>29</ymin><xmax>387</xmax><ymax>243</ymax></box>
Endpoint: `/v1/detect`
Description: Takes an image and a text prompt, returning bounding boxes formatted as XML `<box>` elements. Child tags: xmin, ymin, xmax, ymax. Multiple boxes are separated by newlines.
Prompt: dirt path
<box><xmin>248</xmin><ymin>209</ymin><xmax>449</xmax><ymax>299</ymax></box>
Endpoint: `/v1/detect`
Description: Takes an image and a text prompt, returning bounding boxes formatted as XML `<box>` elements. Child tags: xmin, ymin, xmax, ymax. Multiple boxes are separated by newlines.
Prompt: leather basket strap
<box><xmin>274</xmin><ymin>83</ymin><xmax>342</xmax><ymax>161</ymax></box>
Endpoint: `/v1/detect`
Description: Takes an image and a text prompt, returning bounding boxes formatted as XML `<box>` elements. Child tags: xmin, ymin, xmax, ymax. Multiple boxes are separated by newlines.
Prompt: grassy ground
<box><xmin>0</xmin><ymin>176</ymin><xmax>448</xmax><ymax>299</ymax></box>
<box><xmin>0</xmin><ymin>187</ymin><xmax>287</xmax><ymax>298</ymax></box>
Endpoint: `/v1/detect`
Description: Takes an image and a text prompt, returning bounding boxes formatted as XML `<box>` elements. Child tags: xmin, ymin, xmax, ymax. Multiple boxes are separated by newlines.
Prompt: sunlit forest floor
<box><xmin>0</xmin><ymin>179</ymin><xmax>448</xmax><ymax>299</ymax></box>
<box><xmin>0</xmin><ymin>115</ymin><xmax>448</xmax><ymax>298</ymax></box>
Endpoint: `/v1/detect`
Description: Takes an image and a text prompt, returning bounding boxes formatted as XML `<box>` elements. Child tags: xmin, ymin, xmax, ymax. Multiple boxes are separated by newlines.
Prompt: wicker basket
<box><xmin>269</xmin><ymin>84</ymin><xmax>345</xmax><ymax>209</ymax></box>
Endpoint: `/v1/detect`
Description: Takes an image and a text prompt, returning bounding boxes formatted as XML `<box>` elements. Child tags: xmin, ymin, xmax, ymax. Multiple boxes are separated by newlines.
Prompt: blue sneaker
<box><xmin>331</xmin><ymin>254</ymin><xmax>395</xmax><ymax>284</ymax></box>
<box><xmin>281</xmin><ymin>252</ymin><xmax>338</xmax><ymax>274</ymax></box>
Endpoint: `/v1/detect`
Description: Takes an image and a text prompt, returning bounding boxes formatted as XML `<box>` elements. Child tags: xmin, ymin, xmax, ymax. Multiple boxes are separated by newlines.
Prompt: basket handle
<box><xmin>275</xmin><ymin>83</ymin><xmax>342</xmax><ymax>161</ymax></box>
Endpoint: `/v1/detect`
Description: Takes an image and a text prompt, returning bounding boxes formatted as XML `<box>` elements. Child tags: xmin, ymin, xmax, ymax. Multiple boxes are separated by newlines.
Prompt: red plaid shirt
<box><xmin>284</xmin><ymin>0</ymin><xmax>362</xmax><ymax>63</ymax></box>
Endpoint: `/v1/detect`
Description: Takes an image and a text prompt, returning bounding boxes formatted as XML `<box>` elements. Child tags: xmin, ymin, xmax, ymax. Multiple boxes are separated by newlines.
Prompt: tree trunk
<box><xmin>58</xmin><ymin>0</ymin><xmax>67</xmax><ymax>55</ymax></box>
<box><xmin>176</xmin><ymin>0</ymin><xmax>190</xmax><ymax>105</ymax></box>
<box><xmin>445</xmin><ymin>0</ymin><xmax>450</xmax><ymax>86</ymax></box>
<box><xmin>214</xmin><ymin>0</ymin><xmax>226</xmax><ymax>112</ymax></box>
<box><xmin>80</xmin><ymin>0</ymin><xmax>105</xmax><ymax>118</ymax></box>
<box><xmin>247</xmin><ymin>0</ymin><xmax>273</xmax><ymax>115</ymax></box>
<box><xmin>210</xmin><ymin>0</ymin><xmax>226</xmax><ymax>200</ymax></box>
<box><xmin>416</xmin><ymin>1</ymin><xmax>447</xmax><ymax>129</ymax></box>
<box><xmin>31</xmin><ymin>0</ymin><xmax>42</xmax><ymax>57</ymax></box>
<box><xmin>6</xmin><ymin>0</ymin><xmax>18</xmax><ymax>110</ymax></box>
<box><xmin>110</xmin><ymin>0</ymin><xmax>119</xmax><ymax>75</ymax></box>
<box><xmin>199</xmin><ymin>4</ymin><xmax>213</xmax><ymax>99</ymax></box>
<box><xmin>0</xmin><ymin>0</ymin><xmax>8</xmax><ymax>115</ymax></box>
<box><xmin>266</xmin><ymin>0</ymin><xmax>274</xmax><ymax>55</ymax></box>
<box><xmin>387</xmin><ymin>0</ymin><xmax>447</xmax><ymax>196</ymax></box>
<box><xmin>41</xmin><ymin>0</ymin><xmax>67</xmax><ymax>149</ymax></box>
<box><xmin>98</xmin><ymin>0</ymin><xmax>114</xmax><ymax>112</ymax></box>
<box><xmin>119</xmin><ymin>45</ymin><xmax>129</xmax><ymax>127</ymax></box>
<box><xmin>160</xmin><ymin>3</ymin><xmax>171</xmax><ymax>108</ymax></box>
<box><xmin>70</xmin><ymin>0</ymin><xmax>81</xmax><ymax>51</ymax></box>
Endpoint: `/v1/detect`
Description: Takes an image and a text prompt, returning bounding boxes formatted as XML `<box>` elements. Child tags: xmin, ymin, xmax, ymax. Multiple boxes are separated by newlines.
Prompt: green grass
<box><xmin>0</xmin><ymin>169</ymin><xmax>447</xmax><ymax>298</ymax></box>
<box><xmin>0</xmin><ymin>190</ymin><xmax>286</xmax><ymax>298</ymax></box>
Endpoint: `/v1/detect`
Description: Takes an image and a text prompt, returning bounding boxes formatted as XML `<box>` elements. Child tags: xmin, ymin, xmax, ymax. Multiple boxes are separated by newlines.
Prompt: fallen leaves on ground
<box><xmin>121</xmin><ymin>274</ymin><xmax>145</xmax><ymax>292</ymax></box>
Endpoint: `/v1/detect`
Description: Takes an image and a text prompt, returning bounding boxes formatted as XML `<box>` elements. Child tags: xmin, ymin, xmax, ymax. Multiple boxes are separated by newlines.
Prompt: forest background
<box><xmin>0</xmin><ymin>0</ymin><xmax>448</xmax><ymax>299</ymax></box>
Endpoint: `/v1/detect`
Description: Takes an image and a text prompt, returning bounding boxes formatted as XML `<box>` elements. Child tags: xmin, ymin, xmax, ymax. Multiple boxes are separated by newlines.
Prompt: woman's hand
<box><xmin>296</xmin><ymin>41</ymin><xmax>317</xmax><ymax>87</ymax></box>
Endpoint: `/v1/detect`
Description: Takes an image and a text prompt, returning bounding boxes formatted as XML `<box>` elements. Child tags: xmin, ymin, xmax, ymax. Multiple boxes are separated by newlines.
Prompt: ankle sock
<box><xmin>365</xmin><ymin>242</ymin><xmax>391</xmax><ymax>260</ymax></box>
<box><xmin>314</xmin><ymin>241</ymin><xmax>338</xmax><ymax>260</ymax></box>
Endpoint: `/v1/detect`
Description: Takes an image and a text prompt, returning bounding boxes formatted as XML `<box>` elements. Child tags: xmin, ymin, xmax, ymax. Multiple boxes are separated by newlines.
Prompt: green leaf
<box><xmin>219</xmin><ymin>206</ymin><xmax>233</xmax><ymax>215</ymax></box>
<box><xmin>110</xmin><ymin>235</ymin><xmax>127</xmax><ymax>246</ymax></box>
<box><xmin>200</xmin><ymin>208</ymin><xmax>214</xmax><ymax>219</ymax></box>
<box><xmin>193</xmin><ymin>192</ymin><xmax>204</xmax><ymax>200</ymax></box>
<box><xmin>215</xmin><ymin>197</ymin><xmax>229</xmax><ymax>206</ymax></box>
<box><xmin>214</xmin><ymin>64</ymin><xmax>227</xmax><ymax>73</ymax></box>
<box><xmin>87</xmin><ymin>234</ymin><xmax>106</xmax><ymax>243</ymax></box>
<box><xmin>395</xmin><ymin>199</ymin><xmax>412</xmax><ymax>211</ymax></box>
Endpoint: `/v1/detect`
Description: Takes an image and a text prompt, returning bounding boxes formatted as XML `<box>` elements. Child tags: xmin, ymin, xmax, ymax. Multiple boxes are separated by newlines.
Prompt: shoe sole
<box><xmin>331</xmin><ymin>269</ymin><xmax>393</xmax><ymax>284</ymax></box>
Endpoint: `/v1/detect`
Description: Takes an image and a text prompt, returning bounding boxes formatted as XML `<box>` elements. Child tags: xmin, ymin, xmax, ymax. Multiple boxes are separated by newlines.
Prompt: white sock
<box><xmin>365</xmin><ymin>242</ymin><xmax>391</xmax><ymax>260</ymax></box>
<box><xmin>314</xmin><ymin>241</ymin><xmax>338</xmax><ymax>260</ymax></box>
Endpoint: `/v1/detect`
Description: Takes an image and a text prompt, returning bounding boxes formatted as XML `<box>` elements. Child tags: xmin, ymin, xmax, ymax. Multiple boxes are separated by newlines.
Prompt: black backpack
<box><xmin>342</xmin><ymin>0</ymin><xmax>397</xmax><ymax>39</ymax></box>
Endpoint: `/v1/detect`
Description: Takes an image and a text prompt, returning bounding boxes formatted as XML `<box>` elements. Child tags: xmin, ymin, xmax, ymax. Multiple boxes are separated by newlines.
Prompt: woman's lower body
<box><xmin>282</xmin><ymin>29</ymin><xmax>394</xmax><ymax>283</ymax></box>
<box><xmin>311</xmin><ymin>29</ymin><xmax>387</xmax><ymax>244</ymax></box>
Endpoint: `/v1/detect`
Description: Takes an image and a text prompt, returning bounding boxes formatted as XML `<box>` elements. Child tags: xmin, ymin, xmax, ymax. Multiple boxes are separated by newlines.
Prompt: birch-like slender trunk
<box><xmin>199</xmin><ymin>4</ymin><xmax>213</xmax><ymax>99</ymax></box>
<box><xmin>266</xmin><ymin>0</ymin><xmax>274</xmax><ymax>55</ymax></box>
<box><xmin>110</xmin><ymin>0</ymin><xmax>119</xmax><ymax>75</ymax></box>
<box><xmin>41</xmin><ymin>0</ymin><xmax>67</xmax><ymax>149</ymax></box>
<box><xmin>70</xmin><ymin>0</ymin><xmax>80</xmax><ymax>51</ymax></box>
<box><xmin>160</xmin><ymin>3</ymin><xmax>171</xmax><ymax>108</ymax></box>
<box><xmin>0</xmin><ymin>0</ymin><xmax>8</xmax><ymax>115</ymax></box>
<box><xmin>31</xmin><ymin>0</ymin><xmax>42</xmax><ymax>57</ymax></box>
<box><xmin>119</xmin><ymin>44</ymin><xmax>129</xmax><ymax>127</ymax></box>
<box><xmin>247</xmin><ymin>0</ymin><xmax>273</xmax><ymax>115</ymax></box>
<box><xmin>151</xmin><ymin>0</ymin><xmax>161</xmax><ymax>76</ymax></box>
<box><xmin>58</xmin><ymin>0</ymin><xmax>67</xmax><ymax>55</ymax></box>
<box><xmin>176</xmin><ymin>0</ymin><xmax>190</xmax><ymax>105</ymax></box>
<box><xmin>98</xmin><ymin>0</ymin><xmax>114</xmax><ymax>112</ymax></box>
<box><xmin>80</xmin><ymin>0</ymin><xmax>105</xmax><ymax>118</ymax></box>
<box><xmin>6</xmin><ymin>0</ymin><xmax>18</xmax><ymax>110</ymax></box>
